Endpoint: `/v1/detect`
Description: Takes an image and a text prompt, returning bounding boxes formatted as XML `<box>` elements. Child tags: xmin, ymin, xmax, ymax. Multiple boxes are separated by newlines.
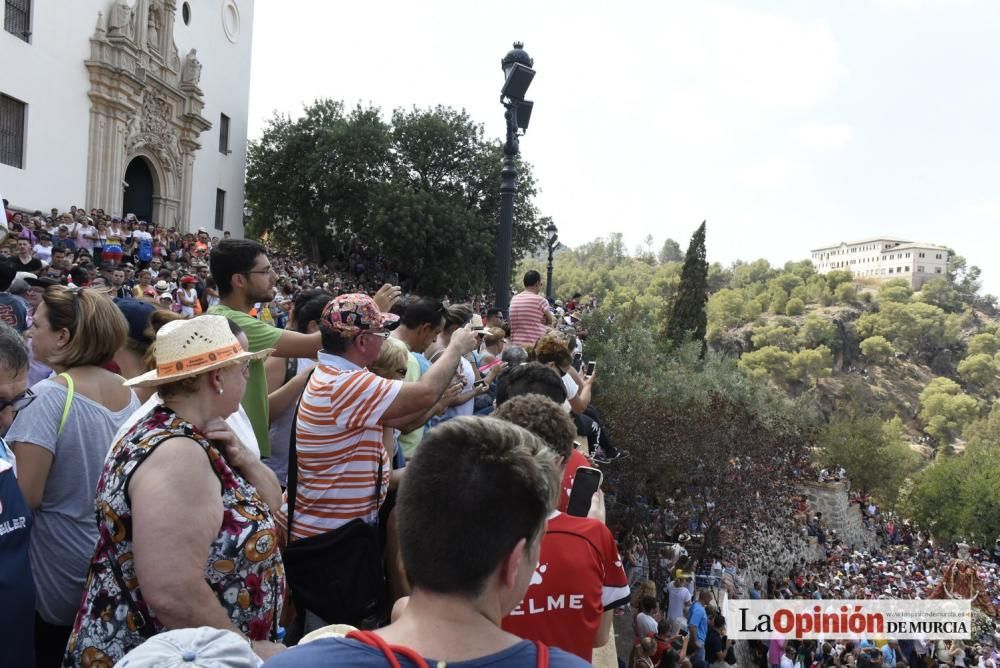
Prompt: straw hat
<box><xmin>124</xmin><ymin>315</ymin><xmax>273</xmax><ymax>387</ymax></box>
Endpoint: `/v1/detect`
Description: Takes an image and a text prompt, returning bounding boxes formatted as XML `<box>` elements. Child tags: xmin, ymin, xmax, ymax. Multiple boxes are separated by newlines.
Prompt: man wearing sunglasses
<box><xmin>0</xmin><ymin>322</ymin><xmax>37</xmax><ymax>666</ymax></box>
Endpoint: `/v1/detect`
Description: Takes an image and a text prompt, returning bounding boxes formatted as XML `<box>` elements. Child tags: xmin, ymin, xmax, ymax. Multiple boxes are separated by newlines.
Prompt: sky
<box><xmin>247</xmin><ymin>0</ymin><xmax>1000</xmax><ymax>296</ymax></box>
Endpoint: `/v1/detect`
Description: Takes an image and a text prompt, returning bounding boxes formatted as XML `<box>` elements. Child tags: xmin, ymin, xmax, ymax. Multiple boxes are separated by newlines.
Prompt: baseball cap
<box><xmin>114</xmin><ymin>298</ymin><xmax>156</xmax><ymax>346</ymax></box>
<box><xmin>320</xmin><ymin>293</ymin><xmax>399</xmax><ymax>336</ymax></box>
<box><xmin>22</xmin><ymin>273</ymin><xmax>60</xmax><ymax>288</ymax></box>
<box><xmin>112</xmin><ymin>626</ymin><xmax>261</xmax><ymax>667</ymax></box>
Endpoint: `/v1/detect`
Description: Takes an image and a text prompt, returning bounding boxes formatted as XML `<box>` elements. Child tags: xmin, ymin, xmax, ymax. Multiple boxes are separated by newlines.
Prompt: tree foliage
<box><xmin>904</xmin><ymin>405</ymin><xmax>1000</xmax><ymax>543</ymax></box>
<box><xmin>818</xmin><ymin>413</ymin><xmax>920</xmax><ymax>508</ymax></box>
<box><xmin>918</xmin><ymin>377</ymin><xmax>979</xmax><ymax>443</ymax></box>
<box><xmin>665</xmin><ymin>222</ymin><xmax>709</xmax><ymax>350</ymax></box>
<box><xmin>860</xmin><ymin>336</ymin><xmax>895</xmax><ymax>364</ymax></box>
<box><xmin>246</xmin><ymin>101</ymin><xmax>545</xmax><ymax>295</ymax></box>
<box><xmin>856</xmin><ymin>301</ymin><xmax>961</xmax><ymax>356</ymax></box>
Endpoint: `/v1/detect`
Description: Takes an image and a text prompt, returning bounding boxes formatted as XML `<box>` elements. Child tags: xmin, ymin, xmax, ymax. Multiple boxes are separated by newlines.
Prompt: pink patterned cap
<box><xmin>321</xmin><ymin>293</ymin><xmax>399</xmax><ymax>336</ymax></box>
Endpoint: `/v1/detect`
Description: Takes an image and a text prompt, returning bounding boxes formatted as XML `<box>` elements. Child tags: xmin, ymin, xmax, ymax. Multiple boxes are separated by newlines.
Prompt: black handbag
<box><xmin>281</xmin><ymin>386</ymin><xmax>387</xmax><ymax>627</ymax></box>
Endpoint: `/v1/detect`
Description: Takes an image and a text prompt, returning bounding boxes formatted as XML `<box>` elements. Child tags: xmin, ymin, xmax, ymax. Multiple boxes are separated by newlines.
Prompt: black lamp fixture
<box><xmin>545</xmin><ymin>220</ymin><xmax>558</xmax><ymax>301</ymax></box>
<box><xmin>494</xmin><ymin>42</ymin><xmax>536</xmax><ymax>315</ymax></box>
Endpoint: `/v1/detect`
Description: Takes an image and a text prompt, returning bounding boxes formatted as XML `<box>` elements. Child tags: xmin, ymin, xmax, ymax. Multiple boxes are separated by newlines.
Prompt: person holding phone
<box><xmin>496</xmin><ymin>395</ymin><xmax>630</xmax><ymax>663</ymax></box>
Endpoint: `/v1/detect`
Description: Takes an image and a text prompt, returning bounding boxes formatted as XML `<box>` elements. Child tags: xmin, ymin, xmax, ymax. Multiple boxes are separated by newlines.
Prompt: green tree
<box><xmin>967</xmin><ymin>332</ymin><xmax>1000</xmax><ymax>357</ymax></box>
<box><xmin>739</xmin><ymin>346</ymin><xmax>793</xmax><ymax>384</ymax></box>
<box><xmin>658</xmin><ymin>238</ymin><xmax>684</xmax><ymax>264</ymax></box>
<box><xmin>785</xmin><ymin>297</ymin><xmax>805</xmax><ymax>316</ymax></box>
<box><xmin>707</xmin><ymin>288</ymin><xmax>752</xmax><ymax>330</ymax></box>
<box><xmin>860</xmin><ymin>336</ymin><xmax>895</xmax><ymax>364</ymax></box>
<box><xmin>835</xmin><ymin>282</ymin><xmax>857</xmax><ymax>303</ymax></box>
<box><xmin>751</xmin><ymin>323</ymin><xmax>799</xmax><ymax>351</ymax></box>
<box><xmin>665</xmin><ymin>221</ymin><xmax>708</xmax><ymax>351</ymax></box>
<box><xmin>957</xmin><ymin>353</ymin><xmax>999</xmax><ymax>391</ymax></box>
<box><xmin>789</xmin><ymin>346</ymin><xmax>833</xmax><ymax>385</ymax></box>
<box><xmin>799</xmin><ymin>314</ymin><xmax>837</xmax><ymax>349</ymax></box>
<box><xmin>918</xmin><ymin>377</ymin><xmax>979</xmax><ymax>443</ymax></box>
<box><xmin>819</xmin><ymin>413</ymin><xmax>919</xmax><ymax>507</ymax></box>
<box><xmin>856</xmin><ymin>301</ymin><xmax>959</xmax><ymax>355</ymax></box>
<box><xmin>905</xmin><ymin>407</ymin><xmax>1000</xmax><ymax>542</ymax></box>
<box><xmin>877</xmin><ymin>279</ymin><xmax>913</xmax><ymax>304</ymax></box>
<box><xmin>246</xmin><ymin>101</ymin><xmax>544</xmax><ymax>294</ymax></box>
<box><xmin>916</xmin><ymin>277</ymin><xmax>963</xmax><ymax>312</ymax></box>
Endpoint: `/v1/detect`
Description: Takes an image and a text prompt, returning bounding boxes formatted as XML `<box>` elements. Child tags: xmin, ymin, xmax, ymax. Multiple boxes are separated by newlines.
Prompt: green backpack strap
<box><xmin>57</xmin><ymin>372</ymin><xmax>75</xmax><ymax>436</ymax></box>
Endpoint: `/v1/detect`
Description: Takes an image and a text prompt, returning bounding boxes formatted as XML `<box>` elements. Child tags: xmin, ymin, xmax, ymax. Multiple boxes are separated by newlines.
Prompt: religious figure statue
<box><xmin>181</xmin><ymin>48</ymin><xmax>202</xmax><ymax>85</ymax></box>
<box><xmin>147</xmin><ymin>7</ymin><xmax>160</xmax><ymax>49</ymax></box>
<box><xmin>108</xmin><ymin>0</ymin><xmax>134</xmax><ymax>39</ymax></box>
<box><xmin>928</xmin><ymin>555</ymin><xmax>996</xmax><ymax>616</ymax></box>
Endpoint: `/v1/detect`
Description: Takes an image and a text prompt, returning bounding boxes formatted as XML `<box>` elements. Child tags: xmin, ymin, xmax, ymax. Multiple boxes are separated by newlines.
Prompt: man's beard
<box><xmin>249</xmin><ymin>284</ymin><xmax>276</xmax><ymax>303</ymax></box>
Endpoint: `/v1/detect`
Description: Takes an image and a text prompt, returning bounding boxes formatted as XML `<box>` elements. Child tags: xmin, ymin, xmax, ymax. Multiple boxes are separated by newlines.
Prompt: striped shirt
<box><xmin>278</xmin><ymin>352</ymin><xmax>401</xmax><ymax>540</ymax></box>
<box><xmin>509</xmin><ymin>290</ymin><xmax>550</xmax><ymax>346</ymax></box>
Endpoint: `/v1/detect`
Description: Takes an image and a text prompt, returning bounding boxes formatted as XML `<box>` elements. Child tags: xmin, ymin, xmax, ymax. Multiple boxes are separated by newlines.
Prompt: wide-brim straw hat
<box><xmin>124</xmin><ymin>315</ymin><xmax>273</xmax><ymax>388</ymax></box>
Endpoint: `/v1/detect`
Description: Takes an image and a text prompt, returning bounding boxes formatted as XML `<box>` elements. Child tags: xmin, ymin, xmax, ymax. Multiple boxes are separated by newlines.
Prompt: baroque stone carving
<box><xmin>181</xmin><ymin>49</ymin><xmax>202</xmax><ymax>85</ymax></box>
<box><xmin>85</xmin><ymin>1</ymin><xmax>212</xmax><ymax>232</ymax></box>
<box><xmin>108</xmin><ymin>0</ymin><xmax>133</xmax><ymax>39</ymax></box>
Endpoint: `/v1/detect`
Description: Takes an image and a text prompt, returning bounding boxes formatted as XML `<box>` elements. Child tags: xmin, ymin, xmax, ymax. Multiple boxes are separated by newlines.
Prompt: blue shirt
<box><xmin>263</xmin><ymin>636</ymin><xmax>588</xmax><ymax>667</ymax></box>
<box><xmin>688</xmin><ymin>601</ymin><xmax>709</xmax><ymax>644</ymax></box>
<box><xmin>882</xmin><ymin>644</ymin><xmax>897</xmax><ymax>667</ymax></box>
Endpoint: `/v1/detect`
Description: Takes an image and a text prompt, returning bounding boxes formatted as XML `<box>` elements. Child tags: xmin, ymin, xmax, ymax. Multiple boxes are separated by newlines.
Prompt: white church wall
<box><xmin>0</xmin><ymin>0</ymin><xmax>253</xmax><ymax>236</ymax></box>
<box><xmin>0</xmin><ymin>1</ymin><xmax>96</xmax><ymax>210</ymax></box>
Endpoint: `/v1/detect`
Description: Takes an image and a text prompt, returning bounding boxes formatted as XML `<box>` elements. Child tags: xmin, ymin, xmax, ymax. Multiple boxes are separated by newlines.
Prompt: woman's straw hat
<box><xmin>124</xmin><ymin>315</ymin><xmax>273</xmax><ymax>388</ymax></box>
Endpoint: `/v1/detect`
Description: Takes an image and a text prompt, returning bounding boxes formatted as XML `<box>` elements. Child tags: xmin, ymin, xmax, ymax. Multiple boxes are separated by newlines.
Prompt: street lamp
<box><xmin>493</xmin><ymin>41</ymin><xmax>535</xmax><ymax>315</ymax></box>
<box><xmin>545</xmin><ymin>221</ymin><xmax>558</xmax><ymax>300</ymax></box>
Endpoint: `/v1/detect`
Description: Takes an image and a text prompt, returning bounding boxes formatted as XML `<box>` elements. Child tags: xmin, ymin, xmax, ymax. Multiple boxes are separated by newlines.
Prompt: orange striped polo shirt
<box><xmin>278</xmin><ymin>353</ymin><xmax>400</xmax><ymax>540</ymax></box>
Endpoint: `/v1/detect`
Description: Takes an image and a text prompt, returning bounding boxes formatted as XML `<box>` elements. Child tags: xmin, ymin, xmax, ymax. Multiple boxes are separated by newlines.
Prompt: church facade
<box><xmin>0</xmin><ymin>0</ymin><xmax>254</xmax><ymax>235</ymax></box>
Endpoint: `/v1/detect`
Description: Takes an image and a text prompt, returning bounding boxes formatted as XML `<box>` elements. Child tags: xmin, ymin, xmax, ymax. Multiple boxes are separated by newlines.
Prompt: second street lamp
<box><xmin>493</xmin><ymin>41</ymin><xmax>535</xmax><ymax>315</ymax></box>
<box><xmin>545</xmin><ymin>221</ymin><xmax>558</xmax><ymax>301</ymax></box>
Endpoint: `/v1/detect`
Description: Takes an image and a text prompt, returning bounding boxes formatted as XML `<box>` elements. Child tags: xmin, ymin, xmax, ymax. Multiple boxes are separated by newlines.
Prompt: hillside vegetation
<box><xmin>536</xmin><ymin>231</ymin><xmax>1000</xmax><ymax>543</ymax></box>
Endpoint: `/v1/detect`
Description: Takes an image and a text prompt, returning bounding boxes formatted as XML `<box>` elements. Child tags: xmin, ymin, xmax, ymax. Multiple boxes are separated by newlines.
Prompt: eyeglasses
<box><xmin>0</xmin><ymin>389</ymin><xmax>36</xmax><ymax>413</ymax></box>
<box><xmin>245</xmin><ymin>266</ymin><xmax>275</xmax><ymax>276</ymax></box>
<box><xmin>364</xmin><ymin>330</ymin><xmax>391</xmax><ymax>339</ymax></box>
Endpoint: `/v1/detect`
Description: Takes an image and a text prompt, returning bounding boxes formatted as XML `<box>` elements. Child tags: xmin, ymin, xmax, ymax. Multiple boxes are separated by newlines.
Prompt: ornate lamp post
<box><xmin>493</xmin><ymin>41</ymin><xmax>535</xmax><ymax>314</ymax></box>
<box><xmin>545</xmin><ymin>221</ymin><xmax>558</xmax><ymax>300</ymax></box>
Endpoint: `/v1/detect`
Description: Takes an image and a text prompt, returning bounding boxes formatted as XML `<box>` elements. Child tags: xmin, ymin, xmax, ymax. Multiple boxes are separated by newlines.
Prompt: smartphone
<box><xmin>473</xmin><ymin>379</ymin><xmax>488</xmax><ymax>391</ymax></box>
<box><xmin>566</xmin><ymin>466</ymin><xmax>603</xmax><ymax>517</ymax></box>
<box><xmin>585</xmin><ymin>361</ymin><xmax>597</xmax><ymax>376</ymax></box>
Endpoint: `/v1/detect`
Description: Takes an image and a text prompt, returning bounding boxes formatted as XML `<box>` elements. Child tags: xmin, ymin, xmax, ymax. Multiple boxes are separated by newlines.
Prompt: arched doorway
<box><xmin>123</xmin><ymin>157</ymin><xmax>156</xmax><ymax>222</ymax></box>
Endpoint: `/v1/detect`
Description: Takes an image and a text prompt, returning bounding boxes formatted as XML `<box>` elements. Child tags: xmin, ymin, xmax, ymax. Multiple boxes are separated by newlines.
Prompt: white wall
<box><xmin>0</xmin><ymin>0</ymin><xmax>254</xmax><ymax>237</ymax></box>
<box><xmin>0</xmin><ymin>0</ymin><xmax>95</xmax><ymax>210</ymax></box>
<box><xmin>175</xmin><ymin>0</ymin><xmax>254</xmax><ymax>237</ymax></box>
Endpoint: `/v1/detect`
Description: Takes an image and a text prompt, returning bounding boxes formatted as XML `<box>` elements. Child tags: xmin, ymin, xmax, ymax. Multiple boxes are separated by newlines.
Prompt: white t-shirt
<box><xmin>112</xmin><ymin>393</ymin><xmax>260</xmax><ymax>459</ymax></box>
<box><xmin>179</xmin><ymin>287</ymin><xmax>197</xmax><ymax>317</ymax></box>
<box><xmin>33</xmin><ymin>244</ymin><xmax>52</xmax><ymax>263</ymax></box>
<box><xmin>563</xmin><ymin>373</ymin><xmax>579</xmax><ymax>401</ymax></box>
<box><xmin>667</xmin><ymin>583</ymin><xmax>692</xmax><ymax>621</ymax></box>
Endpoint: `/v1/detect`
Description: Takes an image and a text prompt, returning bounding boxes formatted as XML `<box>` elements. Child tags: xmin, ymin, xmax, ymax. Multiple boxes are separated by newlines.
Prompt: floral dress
<box><xmin>64</xmin><ymin>406</ymin><xmax>284</xmax><ymax>667</ymax></box>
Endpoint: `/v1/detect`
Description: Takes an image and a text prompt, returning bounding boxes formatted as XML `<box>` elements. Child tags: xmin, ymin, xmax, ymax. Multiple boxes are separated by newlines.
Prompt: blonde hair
<box><xmin>632</xmin><ymin>579</ymin><xmax>658</xmax><ymax>609</ymax></box>
<box><xmin>41</xmin><ymin>286</ymin><xmax>128</xmax><ymax>368</ymax></box>
<box><xmin>369</xmin><ymin>336</ymin><xmax>409</xmax><ymax>379</ymax></box>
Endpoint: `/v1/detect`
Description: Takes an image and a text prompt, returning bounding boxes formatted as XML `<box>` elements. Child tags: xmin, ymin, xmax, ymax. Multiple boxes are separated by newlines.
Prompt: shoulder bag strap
<box><xmin>57</xmin><ymin>372</ymin><xmax>75</xmax><ymax>436</ymax></box>
<box><xmin>285</xmin><ymin>370</ymin><xmax>313</xmax><ymax>540</ymax></box>
<box><xmin>346</xmin><ymin>630</ymin><xmax>429</xmax><ymax>668</ymax></box>
<box><xmin>533</xmin><ymin>640</ymin><xmax>550</xmax><ymax>668</ymax></box>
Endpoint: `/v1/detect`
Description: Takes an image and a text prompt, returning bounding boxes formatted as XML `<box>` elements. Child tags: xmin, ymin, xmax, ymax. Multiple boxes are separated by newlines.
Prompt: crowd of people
<box><xmin>1</xmin><ymin>200</ymin><xmax>998</xmax><ymax>667</ymax></box>
<box><xmin>0</xmin><ymin>201</ymin><xmax>633</xmax><ymax>667</ymax></box>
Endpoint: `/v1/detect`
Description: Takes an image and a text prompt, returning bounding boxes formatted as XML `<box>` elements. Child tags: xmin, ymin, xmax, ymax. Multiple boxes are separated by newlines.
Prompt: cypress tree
<box><xmin>665</xmin><ymin>220</ymin><xmax>708</xmax><ymax>351</ymax></box>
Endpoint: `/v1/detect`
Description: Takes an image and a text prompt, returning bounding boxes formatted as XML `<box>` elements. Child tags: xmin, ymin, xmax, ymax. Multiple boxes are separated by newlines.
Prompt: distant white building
<box><xmin>810</xmin><ymin>237</ymin><xmax>949</xmax><ymax>289</ymax></box>
<box><xmin>0</xmin><ymin>0</ymin><xmax>254</xmax><ymax>234</ymax></box>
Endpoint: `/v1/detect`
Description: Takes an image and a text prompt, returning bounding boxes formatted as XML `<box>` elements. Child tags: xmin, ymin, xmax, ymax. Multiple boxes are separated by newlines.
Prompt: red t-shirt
<box><xmin>558</xmin><ymin>449</ymin><xmax>593</xmax><ymax>513</ymax></box>
<box><xmin>502</xmin><ymin>512</ymin><xmax>630</xmax><ymax>662</ymax></box>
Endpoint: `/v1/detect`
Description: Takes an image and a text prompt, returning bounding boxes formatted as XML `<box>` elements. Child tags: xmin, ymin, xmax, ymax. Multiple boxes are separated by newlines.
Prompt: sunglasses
<box><xmin>0</xmin><ymin>389</ymin><xmax>36</xmax><ymax>413</ymax></box>
<box><xmin>364</xmin><ymin>330</ymin><xmax>391</xmax><ymax>339</ymax></box>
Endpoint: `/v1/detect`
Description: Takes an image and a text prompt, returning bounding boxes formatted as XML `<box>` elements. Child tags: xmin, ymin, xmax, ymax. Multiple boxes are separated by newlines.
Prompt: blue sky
<box><xmin>248</xmin><ymin>0</ymin><xmax>1000</xmax><ymax>296</ymax></box>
